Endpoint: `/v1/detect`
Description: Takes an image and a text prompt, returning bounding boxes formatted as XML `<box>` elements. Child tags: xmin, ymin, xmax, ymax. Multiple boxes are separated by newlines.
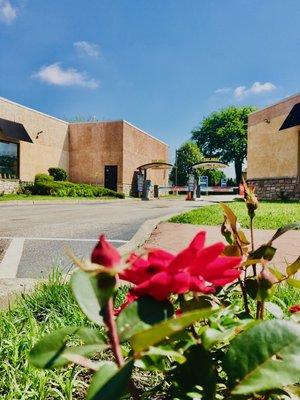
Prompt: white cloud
<box><xmin>214</xmin><ymin>87</ymin><xmax>232</xmax><ymax>94</ymax></box>
<box><xmin>32</xmin><ymin>63</ymin><xmax>99</xmax><ymax>89</ymax></box>
<box><xmin>0</xmin><ymin>0</ymin><xmax>17</xmax><ymax>24</ymax></box>
<box><xmin>234</xmin><ymin>81</ymin><xmax>276</xmax><ymax>99</ymax></box>
<box><xmin>74</xmin><ymin>41</ymin><xmax>100</xmax><ymax>58</ymax></box>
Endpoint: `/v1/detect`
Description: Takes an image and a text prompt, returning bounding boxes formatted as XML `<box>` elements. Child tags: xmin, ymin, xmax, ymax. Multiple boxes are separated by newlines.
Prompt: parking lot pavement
<box><xmin>0</xmin><ymin>198</ymin><xmax>205</xmax><ymax>279</ymax></box>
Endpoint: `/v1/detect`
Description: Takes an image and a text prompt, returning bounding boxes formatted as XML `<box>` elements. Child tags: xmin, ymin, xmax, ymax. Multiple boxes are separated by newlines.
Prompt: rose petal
<box><xmin>188</xmin><ymin>242</ymin><xmax>226</xmax><ymax>275</ymax></box>
<box><xmin>132</xmin><ymin>272</ymin><xmax>172</xmax><ymax>301</ymax></box>
<box><xmin>200</xmin><ymin>256</ymin><xmax>242</xmax><ymax>284</ymax></box>
<box><xmin>189</xmin><ymin>231</ymin><xmax>206</xmax><ymax>251</ymax></box>
<box><xmin>189</xmin><ymin>276</ymin><xmax>215</xmax><ymax>293</ymax></box>
<box><xmin>148</xmin><ymin>249</ymin><xmax>175</xmax><ymax>268</ymax></box>
<box><xmin>171</xmin><ymin>272</ymin><xmax>191</xmax><ymax>294</ymax></box>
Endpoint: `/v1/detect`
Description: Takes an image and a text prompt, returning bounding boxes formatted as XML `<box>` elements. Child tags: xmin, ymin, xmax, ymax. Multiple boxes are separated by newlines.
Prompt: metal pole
<box><xmin>175</xmin><ymin>149</ymin><xmax>178</xmax><ymax>186</ymax></box>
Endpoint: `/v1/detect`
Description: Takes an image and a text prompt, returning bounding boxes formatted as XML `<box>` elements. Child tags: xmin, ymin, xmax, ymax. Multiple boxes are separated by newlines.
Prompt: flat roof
<box><xmin>0</xmin><ymin>96</ymin><xmax>68</xmax><ymax>124</ymax></box>
<box><xmin>249</xmin><ymin>92</ymin><xmax>300</xmax><ymax>115</ymax></box>
<box><xmin>248</xmin><ymin>92</ymin><xmax>300</xmax><ymax>126</ymax></box>
<box><xmin>0</xmin><ymin>96</ymin><xmax>168</xmax><ymax>146</ymax></box>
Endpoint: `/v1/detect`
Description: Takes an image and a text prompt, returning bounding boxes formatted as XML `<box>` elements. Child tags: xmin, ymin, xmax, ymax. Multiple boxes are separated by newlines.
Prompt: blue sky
<box><xmin>1</xmin><ymin>0</ymin><xmax>300</xmax><ymax>175</ymax></box>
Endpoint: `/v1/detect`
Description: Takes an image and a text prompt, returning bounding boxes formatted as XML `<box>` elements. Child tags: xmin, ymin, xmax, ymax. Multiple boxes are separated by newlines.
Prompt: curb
<box><xmin>118</xmin><ymin>211</ymin><xmax>182</xmax><ymax>256</ymax></box>
<box><xmin>0</xmin><ymin>198</ymin><xmax>138</xmax><ymax>207</ymax></box>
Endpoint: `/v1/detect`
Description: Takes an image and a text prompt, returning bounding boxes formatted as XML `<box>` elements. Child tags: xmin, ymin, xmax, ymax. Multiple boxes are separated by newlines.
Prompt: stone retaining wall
<box><xmin>0</xmin><ymin>179</ymin><xmax>20</xmax><ymax>194</ymax></box>
<box><xmin>247</xmin><ymin>177</ymin><xmax>300</xmax><ymax>200</ymax></box>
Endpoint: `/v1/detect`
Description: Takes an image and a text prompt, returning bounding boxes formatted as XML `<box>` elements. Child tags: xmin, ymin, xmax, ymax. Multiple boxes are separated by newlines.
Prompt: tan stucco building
<box><xmin>0</xmin><ymin>97</ymin><xmax>169</xmax><ymax>195</ymax></box>
<box><xmin>247</xmin><ymin>94</ymin><xmax>300</xmax><ymax>200</ymax></box>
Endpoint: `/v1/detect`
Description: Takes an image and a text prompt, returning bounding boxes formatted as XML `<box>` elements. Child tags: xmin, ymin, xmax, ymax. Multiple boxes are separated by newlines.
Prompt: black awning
<box><xmin>279</xmin><ymin>103</ymin><xmax>300</xmax><ymax>131</ymax></box>
<box><xmin>0</xmin><ymin>118</ymin><xmax>33</xmax><ymax>143</ymax></box>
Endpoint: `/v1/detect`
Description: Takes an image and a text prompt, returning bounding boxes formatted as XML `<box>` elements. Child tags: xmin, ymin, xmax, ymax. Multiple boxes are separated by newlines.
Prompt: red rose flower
<box><xmin>289</xmin><ymin>304</ymin><xmax>300</xmax><ymax>314</ymax></box>
<box><xmin>120</xmin><ymin>249</ymin><xmax>174</xmax><ymax>285</ymax></box>
<box><xmin>119</xmin><ymin>231</ymin><xmax>242</xmax><ymax>301</ymax></box>
<box><xmin>91</xmin><ymin>234</ymin><xmax>121</xmax><ymax>267</ymax></box>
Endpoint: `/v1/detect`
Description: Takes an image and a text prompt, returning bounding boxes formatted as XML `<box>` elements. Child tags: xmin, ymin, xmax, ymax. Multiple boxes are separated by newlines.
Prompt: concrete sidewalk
<box><xmin>146</xmin><ymin>222</ymin><xmax>300</xmax><ymax>270</ymax></box>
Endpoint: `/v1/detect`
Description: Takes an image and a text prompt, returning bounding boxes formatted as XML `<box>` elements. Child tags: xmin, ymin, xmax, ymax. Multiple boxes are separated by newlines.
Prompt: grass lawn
<box><xmin>0</xmin><ymin>274</ymin><xmax>130</xmax><ymax>400</ymax></box>
<box><xmin>169</xmin><ymin>200</ymin><xmax>300</xmax><ymax>229</ymax></box>
<box><xmin>0</xmin><ymin>194</ymin><xmax>121</xmax><ymax>202</ymax></box>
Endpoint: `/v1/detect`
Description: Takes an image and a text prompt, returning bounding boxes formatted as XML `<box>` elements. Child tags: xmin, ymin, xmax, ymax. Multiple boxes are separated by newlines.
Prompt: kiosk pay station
<box><xmin>136</xmin><ymin>161</ymin><xmax>173</xmax><ymax>200</ymax></box>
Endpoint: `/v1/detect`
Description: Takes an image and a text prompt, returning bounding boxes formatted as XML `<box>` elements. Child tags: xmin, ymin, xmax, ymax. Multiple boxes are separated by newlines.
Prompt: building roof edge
<box><xmin>249</xmin><ymin>92</ymin><xmax>300</xmax><ymax>116</ymax></box>
<box><xmin>0</xmin><ymin>96</ymin><xmax>68</xmax><ymax>124</ymax></box>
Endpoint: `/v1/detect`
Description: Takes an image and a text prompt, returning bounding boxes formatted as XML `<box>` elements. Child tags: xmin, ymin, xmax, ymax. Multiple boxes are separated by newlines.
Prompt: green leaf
<box><xmin>116</xmin><ymin>295</ymin><xmax>174</xmax><ymax>342</ymax></box>
<box><xmin>87</xmin><ymin>360</ymin><xmax>134</xmax><ymax>400</ymax></box>
<box><xmin>287</xmin><ymin>278</ymin><xmax>300</xmax><ymax>289</ymax></box>
<box><xmin>75</xmin><ymin>327</ymin><xmax>107</xmax><ymax>344</ymax></box>
<box><xmin>135</xmin><ymin>346</ymin><xmax>186</xmax><ymax>371</ymax></box>
<box><xmin>250</xmin><ymin>244</ymin><xmax>276</xmax><ymax>261</ymax></box>
<box><xmin>268</xmin><ymin>223</ymin><xmax>300</xmax><ymax>244</ymax></box>
<box><xmin>242</xmin><ymin>258</ymin><xmax>262</xmax><ymax>268</ymax></box>
<box><xmin>257</xmin><ymin>278</ymin><xmax>275</xmax><ymax>302</ymax></box>
<box><xmin>71</xmin><ymin>270</ymin><xmax>104</xmax><ymax>325</ymax></box>
<box><xmin>181</xmin><ymin>296</ymin><xmax>213</xmax><ymax>312</ymax></box>
<box><xmin>286</xmin><ymin>256</ymin><xmax>300</xmax><ymax>276</ymax></box>
<box><xmin>96</xmin><ymin>271</ymin><xmax>117</xmax><ymax>306</ymax></box>
<box><xmin>130</xmin><ymin>308</ymin><xmax>217</xmax><ymax>353</ymax></box>
<box><xmin>202</xmin><ymin>327</ymin><xmax>235</xmax><ymax>350</ymax></box>
<box><xmin>220</xmin><ymin>203</ymin><xmax>238</xmax><ymax>232</ymax></box>
<box><xmin>172</xmin><ymin>344</ymin><xmax>217</xmax><ymax>400</ymax></box>
<box><xmin>223</xmin><ymin>320</ymin><xmax>300</xmax><ymax>395</ymax></box>
<box><xmin>237</xmin><ymin>230</ymin><xmax>250</xmax><ymax>246</ymax></box>
<box><xmin>29</xmin><ymin>327</ymin><xmax>107</xmax><ymax>369</ymax></box>
<box><xmin>145</xmin><ymin>346</ymin><xmax>186</xmax><ymax>363</ymax></box>
<box><xmin>264</xmin><ymin>302</ymin><xmax>284</xmax><ymax>319</ymax></box>
<box><xmin>268</xmin><ymin>267</ymin><xmax>285</xmax><ymax>281</ymax></box>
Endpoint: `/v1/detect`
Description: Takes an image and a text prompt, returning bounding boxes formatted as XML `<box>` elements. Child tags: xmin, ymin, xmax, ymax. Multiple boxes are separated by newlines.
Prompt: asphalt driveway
<box><xmin>0</xmin><ymin>198</ymin><xmax>202</xmax><ymax>279</ymax></box>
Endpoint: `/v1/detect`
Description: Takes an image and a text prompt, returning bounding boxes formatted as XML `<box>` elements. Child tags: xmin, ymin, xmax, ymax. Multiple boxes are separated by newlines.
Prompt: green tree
<box><xmin>192</xmin><ymin>106</ymin><xmax>256</xmax><ymax>184</ymax></box>
<box><xmin>170</xmin><ymin>141</ymin><xmax>202</xmax><ymax>185</ymax></box>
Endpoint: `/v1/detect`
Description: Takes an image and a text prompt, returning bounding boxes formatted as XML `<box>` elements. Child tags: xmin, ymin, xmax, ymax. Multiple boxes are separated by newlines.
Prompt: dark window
<box><xmin>0</xmin><ymin>140</ymin><xmax>19</xmax><ymax>179</ymax></box>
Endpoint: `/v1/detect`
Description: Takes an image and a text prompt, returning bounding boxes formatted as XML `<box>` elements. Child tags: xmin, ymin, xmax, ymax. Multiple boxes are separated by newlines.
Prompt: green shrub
<box><xmin>34</xmin><ymin>173</ymin><xmax>54</xmax><ymax>183</ymax></box>
<box><xmin>48</xmin><ymin>167</ymin><xmax>68</xmax><ymax>181</ymax></box>
<box><xmin>32</xmin><ymin>179</ymin><xmax>125</xmax><ymax>199</ymax></box>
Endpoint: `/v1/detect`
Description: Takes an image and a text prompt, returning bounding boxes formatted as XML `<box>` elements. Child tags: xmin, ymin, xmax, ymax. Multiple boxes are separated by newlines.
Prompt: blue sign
<box><xmin>137</xmin><ymin>174</ymin><xmax>144</xmax><ymax>192</ymax></box>
<box><xmin>200</xmin><ymin>176</ymin><xmax>208</xmax><ymax>188</ymax></box>
<box><xmin>221</xmin><ymin>179</ymin><xmax>227</xmax><ymax>188</ymax></box>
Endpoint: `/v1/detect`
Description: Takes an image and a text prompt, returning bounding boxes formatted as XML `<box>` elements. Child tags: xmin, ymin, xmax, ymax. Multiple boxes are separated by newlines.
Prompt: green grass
<box><xmin>0</xmin><ymin>272</ymin><xmax>299</xmax><ymax>399</ymax></box>
<box><xmin>169</xmin><ymin>200</ymin><xmax>300</xmax><ymax>229</ymax></box>
<box><xmin>0</xmin><ymin>194</ymin><xmax>121</xmax><ymax>202</ymax></box>
<box><xmin>0</xmin><ymin>273</ymin><xmax>132</xmax><ymax>400</ymax></box>
<box><xmin>0</xmin><ymin>274</ymin><xmax>92</xmax><ymax>399</ymax></box>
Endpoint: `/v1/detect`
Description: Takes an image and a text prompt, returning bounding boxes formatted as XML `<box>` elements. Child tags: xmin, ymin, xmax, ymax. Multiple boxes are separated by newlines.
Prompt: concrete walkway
<box><xmin>146</xmin><ymin>222</ymin><xmax>300</xmax><ymax>270</ymax></box>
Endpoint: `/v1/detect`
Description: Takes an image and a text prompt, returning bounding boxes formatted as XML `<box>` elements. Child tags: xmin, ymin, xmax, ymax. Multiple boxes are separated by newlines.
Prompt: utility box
<box><xmin>142</xmin><ymin>180</ymin><xmax>153</xmax><ymax>200</ymax></box>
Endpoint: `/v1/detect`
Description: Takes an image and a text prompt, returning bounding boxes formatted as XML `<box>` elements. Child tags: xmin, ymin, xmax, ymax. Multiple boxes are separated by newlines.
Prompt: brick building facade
<box><xmin>0</xmin><ymin>97</ymin><xmax>169</xmax><ymax>195</ymax></box>
<box><xmin>247</xmin><ymin>94</ymin><xmax>300</xmax><ymax>200</ymax></box>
